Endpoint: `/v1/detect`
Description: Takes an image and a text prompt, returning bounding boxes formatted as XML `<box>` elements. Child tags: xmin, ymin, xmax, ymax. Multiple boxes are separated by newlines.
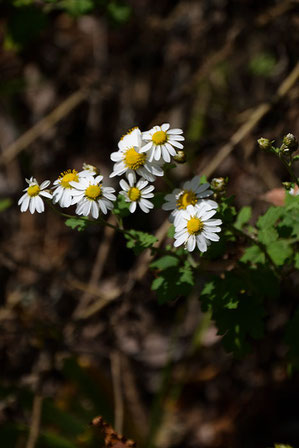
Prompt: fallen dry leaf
<box><xmin>91</xmin><ymin>416</ymin><xmax>136</xmax><ymax>448</ymax></box>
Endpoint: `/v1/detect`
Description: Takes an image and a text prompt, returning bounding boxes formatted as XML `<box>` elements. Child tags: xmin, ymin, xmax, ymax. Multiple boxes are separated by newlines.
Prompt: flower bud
<box><xmin>257</xmin><ymin>137</ymin><xmax>272</xmax><ymax>151</ymax></box>
<box><xmin>210</xmin><ymin>177</ymin><xmax>227</xmax><ymax>193</ymax></box>
<box><xmin>82</xmin><ymin>163</ymin><xmax>99</xmax><ymax>175</ymax></box>
<box><xmin>282</xmin><ymin>182</ymin><xmax>292</xmax><ymax>190</ymax></box>
<box><xmin>173</xmin><ymin>150</ymin><xmax>186</xmax><ymax>164</ymax></box>
<box><xmin>281</xmin><ymin>133</ymin><xmax>298</xmax><ymax>153</ymax></box>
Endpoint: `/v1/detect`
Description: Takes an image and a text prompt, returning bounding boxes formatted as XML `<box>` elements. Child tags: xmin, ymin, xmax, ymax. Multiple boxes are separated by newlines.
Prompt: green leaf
<box><xmin>150</xmin><ymin>255</ymin><xmax>179</xmax><ymax>270</ymax></box>
<box><xmin>125</xmin><ymin>230</ymin><xmax>157</xmax><ymax>255</ymax></box>
<box><xmin>112</xmin><ymin>194</ymin><xmax>130</xmax><ymax>218</ymax></box>
<box><xmin>234</xmin><ymin>206</ymin><xmax>252</xmax><ymax>230</ymax></box>
<box><xmin>167</xmin><ymin>224</ymin><xmax>175</xmax><ymax>238</ymax></box>
<box><xmin>240</xmin><ymin>245</ymin><xmax>265</xmax><ymax>264</ymax></box>
<box><xmin>214</xmin><ymin>294</ymin><xmax>264</xmax><ymax>357</ymax></box>
<box><xmin>65</xmin><ymin>217</ymin><xmax>89</xmax><ymax>232</ymax></box>
<box><xmin>152</xmin><ymin>192</ymin><xmax>165</xmax><ymax>209</ymax></box>
<box><xmin>294</xmin><ymin>253</ymin><xmax>299</xmax><ymax>269</ymax></box>
<box><xmin>0</xmin><ymin>198</ymin><xmax>12</xmax><ymax>212</ymax></box>
<box><xmin>274</xmin><ymin>445</ymin><xmax>293</xmax><ymax>448</ymax></box>
<box><xmin>5</xmin><ymin>6</ymin><xmax>48</xmax><ymax>49</ymax></box>
<box><xmin>218</xmin><ymin>196</ymin><xmax>236</xmax><ymax>224</ymax></box>
<box><xmin>107</xmin><ymin>1</ymin><xmax>132</xmax><ymax>24</ymax></box>
<box><xmin>257</xmin><ymin>227</ymin><xmax>278</xmax><ymax>245</ymax></box>
<box><xmin>248</xmin><ymin>52</ymin><xmax>276</xmax><ymax>77</ymax></box>
<box><xmin>60</xmin><ymin>0</ymin><xmax>94</xmax><ymax>16</ymax></box>
<box><xmin>257</xmin><ymin>206</ymin><xmax>282</xmax><ymax>229</ymax></box>
<box><xmin>200</xmin><ymin>267</ymin><xmax>277</xmax><ymax>357</ymax></box>
<box><xmin>151</xmin><ymin>260</ymin><xmax>194</xmax><ymax>304</ymax></box>
<box><xmin>267</xmin><ymin>240</ymin><xmax>293</xmax><ymax>266</ymax></box>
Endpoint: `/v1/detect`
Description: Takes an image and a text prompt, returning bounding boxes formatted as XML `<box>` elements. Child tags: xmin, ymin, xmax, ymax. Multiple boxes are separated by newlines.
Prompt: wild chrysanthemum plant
<box><xmin>18</xmin><ymin>129</ymin><xmax>299</xmax><ymax>366</ymax></box>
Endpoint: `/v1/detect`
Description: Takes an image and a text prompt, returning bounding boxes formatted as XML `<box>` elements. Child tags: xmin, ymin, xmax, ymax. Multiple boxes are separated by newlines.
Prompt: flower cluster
<box><xmin>18</xmin><ymin>123</ymin><xmax>222</xmax><ymax>252</ymax></box>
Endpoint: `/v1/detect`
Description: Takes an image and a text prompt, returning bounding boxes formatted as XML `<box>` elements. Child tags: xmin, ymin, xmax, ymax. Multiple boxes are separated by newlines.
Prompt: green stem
<box><xmin>278</xmin><ymin>154</ymin><xmax>299</xmax><ymax>187</ymax></box>
<box><xmin>48</xmin><ymin>200</ymin><xmax>132</xmax><ymax>236</ymax></box>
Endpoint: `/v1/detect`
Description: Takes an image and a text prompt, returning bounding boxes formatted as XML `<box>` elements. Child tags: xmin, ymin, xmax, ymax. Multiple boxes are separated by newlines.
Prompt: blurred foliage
<box><xmin>0</xmin><ymin>198</ymin><xmax>13</xmax><ymax>212</ymax></box>
<box><xmin>0</xmin><ymin>357</ymin><xmax>112</xmax><ymax>447</ymax></box>
<box><xmin>4</xmin><ymin>0</ymin><xmax>132</xmax><ymax>50</ymax></box>
<box><xmin>248</xmin><ymin>52</ymin><xmax>277</xmax><ymax>77</ymax></box>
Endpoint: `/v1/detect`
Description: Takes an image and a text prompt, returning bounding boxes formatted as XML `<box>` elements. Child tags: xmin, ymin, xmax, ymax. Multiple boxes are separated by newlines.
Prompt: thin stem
<box><xmin>48</xmin><ymin>200</ymin><xmax>126</xmax><ymax>233</ymax></box>
<box><xmin>278</xmin><ymin>154</ymin><xmax>299</xmax><ymax>187</ymax></box>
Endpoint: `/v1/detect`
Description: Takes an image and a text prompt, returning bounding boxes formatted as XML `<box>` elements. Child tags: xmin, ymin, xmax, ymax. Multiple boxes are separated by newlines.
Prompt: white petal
<box><xmin>168</xmin><ymin>140</ymin><xmax>183</xmax><ymax>149</ymax></box>
<box><xmin>40</xmin><ymin>180</ymin><xmax>51</xmax><ymax>189</ymax></box>
<box><xmin>161</xmin><ymin>145</ymin><xmax>170</xmax><ymax>162</ymax></box>
<box><xmin>91</xmin><ymin>201</ymin><xmax>99</xmax><ymax>219</ymax></box>
<box><xmin>168</xmin><ymin>135</ymin><xmax>185</xmax><ymax>141</ymax></box>
<box><xmin>154</xmin><ymin>146</ymin><xmax>161</xmax><ymax>161</ymax></box>
<box><xmin>40</xmin><ymin>191</ymin><xmax>52</xmax><ymax>199</ymax></box>
<box><xmin>161</xmin><ymin>123</ymin><xmax>170</xmax><ymax>131</ymax></box>
<box><xmin>174</xmin><ymin>234</ymin><xmax>187</xmax><ymax>247</ymax></box>
<box><xmin>187</xmin><ymin>235</ymin><xmax>196</xmax><ymax>252</ymax></box>
<box><xmin>18</xmin><ymin>193</ymin><xmax>28</xmax><ymax>205</ymax></box>
<box><xmin>29</xmin><ymin>198</ymin><xmax>36</xmax><ymax>214</ymax></box>
<box><xmin>196</xmin><ymin>235</ymin><xmax>207</xmax><ymax>252</ymax></box>
<box><xmin>20</xmin><ymin>195</ymin><xmax>30</xmax><ymax>212</ymax></box>
<box><xmin>140</xmin><ymin>142</ymin><xmax>152</xmax><ymax>153</ymax></box>
<box><xmin>129</xmin><ymin>201</ymin><xmax>137</xmax><ymax>213</ymax></box>
<box><xmin>137</xmin><ymin>179</ymin><xmax>148</xmax><ymax>190</ymax></box>
<box><xmin>111</xmin><ymin>152</ymin><xmax>123</xmax><ymax>162</ymax></box>
<box><xmin>167</xmin><ymin>128</ymin><xmax>183</xmax><ymax>134</ymax></box>
<box><xmin>201</xmin><ymin>209</ymin><xmax>217</xmax><ymax>221</ymax></box>
<box><xmin>35</xmin><ymin>196</ymin><xmax>44</xmax><ymax>213</ymax></box>
<box><xmin>126</xmin><ymin>170</ymin><xmax>136</xmax><ymax>184</ymax></box>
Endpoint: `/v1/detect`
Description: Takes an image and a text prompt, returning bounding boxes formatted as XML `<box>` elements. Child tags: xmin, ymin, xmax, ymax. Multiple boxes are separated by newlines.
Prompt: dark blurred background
<box><xmin>0</xmin><ymin>1</ymin><xmax>299</xmax><ymax>447</ymax></box>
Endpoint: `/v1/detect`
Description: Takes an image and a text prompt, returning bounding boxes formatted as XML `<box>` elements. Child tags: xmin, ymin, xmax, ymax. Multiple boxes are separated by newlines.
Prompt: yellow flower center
<box><xmin>124</xmin><ymin>147</ymin><xmax>146</xmax><ymax>170</ymax></box>
<box><xmin>128</xmin><ymin>187</ymin><xmax>141</xmax><ymax>201</ymax></box>
<box><xmin>176</xmin><ymin>190</ymin><xmax>197</xmax><ymax>210</ymax></box>
<box><xmin>59</xmin><ymin>170</ymin><xmax>79</xmax><ymax>188</ymax></box>
<box><xmin>187</xmin><ymin>217</ymin><xmax>204</xmax><ymax>235</ymax></box>
<box><xmin>27</xmin><ymin>185</ymin><xmax>40</xmax><ymax>197</ymax></box>
<box><xmin>85</xmin><ymin>185</ymin><xmax>102</xmax><ymax>200</ymax></box>
<box><xmin>152</xmin><ymin>130</ymin><xmax>167</xmax><ymax>145</ymax></box>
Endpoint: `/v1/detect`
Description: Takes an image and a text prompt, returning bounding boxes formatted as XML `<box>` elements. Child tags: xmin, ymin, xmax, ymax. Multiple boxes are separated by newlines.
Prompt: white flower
<box><xmin>162</xmin><ymin>175</ymin><xmax>218</xmax><ymax>225</ymax></box>
<box><xmin>52</xmin><ymin>169</ymin><xmax>82</xmax><ymax>208</ymax></box>
<box><xmin>289</xmin><ymin>186</ymin><xmax>299</xmax><ymax>196</ymax></box>
<box><xmin>110</xmin><ymin>127</ymin><xmax>164</xmax><ymax>183</ymax></box>
<box><xmin>174</xmin><ymin>204</ymin><xmax>222</xmax><ymax>252</ymax></box>
<box><xmin>119</xmin><ymin>177</ymin><xmax>155</xmax><ymax>213</ymax></box>
<box><xmin>70</xmin><ymin>175</ymin><xmax>116</xmax><ymax>219</ymax></box>
<box><xmin>141</xmin><ymin>123</ymin><xmax>184</xmax><ymax>163</ymax></box>
<box><xmin>18</xmin><ymin>177</ymin><xmax>52</xmax><ymax>214</ymax></box>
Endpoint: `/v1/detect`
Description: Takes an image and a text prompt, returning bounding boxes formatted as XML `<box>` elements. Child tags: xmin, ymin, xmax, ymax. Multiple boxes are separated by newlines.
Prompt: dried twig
<box><xmin>25</xmin><ymin>394</ymin><xmax>43</xmax><ymax>448</ymax></box>
<box><xmin>73</xmin><ymin>215</ymin><xmax>116</xmax><ymax>319</ymax></box>
<box><xmin>202</xmin><ymin>62</ymin><xmax>299</xmax><ymax>178</ymax></box>
<box><xmin>111</xmin><ymin>351</ymin><xmax>124</xmax><ymax>435</ymax></box>
<box><xmin>0</xmin><ymin>88</ymin><xmax>88</xmax><ymax>165</ymax></box>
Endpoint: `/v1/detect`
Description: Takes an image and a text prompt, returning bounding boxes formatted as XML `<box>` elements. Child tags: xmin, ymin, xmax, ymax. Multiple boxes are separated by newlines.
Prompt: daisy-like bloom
<box><xmin>119</xmin><ymin>177</ymin><xmax>155</xmax><ymax>213</ymax></box>
<box><xmin>52</xmin><ymin>169</ymin><xmax>82</xmax><ymax>208</ymax></box>
<box><xmin>18</xmin><ymin>177</ymin><xmax>52</xmax><ymax>214</ymax></box>
<box><xmin>110</xmin><ymin>127</ymin><xmax>164</xmax><ymax>183</ymax></box>
<box><xmin>141</xmin><ymin>123</ymin><xmax>184</xmax><ymax>163</ymax></box>
<box><xmin>174</xmin><ymin>204</ymin><xmax>222</xmax><ymax>253</ymax></box>
<box><xmin>162</xmin><ymin>175</ymin><xmax>218</xmax><ymax>225</ymax></box>
<box><xmin>70</xmin><ymin>175</ymin><xmax>116</xmax><ymax>219</ymax></box>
